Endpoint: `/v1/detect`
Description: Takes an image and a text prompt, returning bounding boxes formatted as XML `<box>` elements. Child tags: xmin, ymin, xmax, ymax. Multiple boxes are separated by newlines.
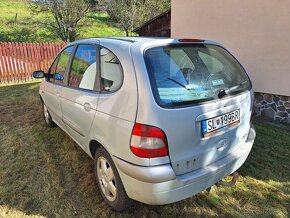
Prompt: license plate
<box><xmin>202</xmin><ymin>109</ymin><xmax>240</xmax><ymax>137</ymax></box>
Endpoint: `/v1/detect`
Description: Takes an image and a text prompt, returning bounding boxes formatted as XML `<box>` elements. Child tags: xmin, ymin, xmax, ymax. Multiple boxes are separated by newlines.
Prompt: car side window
<box><xmin>100</xmin><ymin>47</ymin><xmax>123</xmax><ymax>92</ymax></box>
<box><xmin>69</xmin><ymin>45</ymin><xmax>97</xmax><ymax>90</ymax></box>
<box><xmin>52</xmin><ymin>46</ymin><xmax>74</xmax><ymax>84</ymax></box>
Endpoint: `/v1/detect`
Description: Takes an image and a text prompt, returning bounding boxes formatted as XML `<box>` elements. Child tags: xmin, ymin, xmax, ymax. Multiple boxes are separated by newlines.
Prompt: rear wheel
<box><xmin>42</xmin><ymin>102</ymin><xmax>55</xmax><ymax>128</ymax></box>
<box><xmin>94</xmin><ymin>147</ymin><xmax>133</xmax><ymax>211</ymax></box>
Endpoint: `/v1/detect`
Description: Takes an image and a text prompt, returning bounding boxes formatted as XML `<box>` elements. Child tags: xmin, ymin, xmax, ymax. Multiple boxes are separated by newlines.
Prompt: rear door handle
<box><xmin>56</xmin><ymin>93</ymin><xmax>61</xmax><ymax>97</ymax></box>
<box><xmin>84</xmin><ymin>102</ymin><xmax>91</xmax><ymax>112</ymax></box>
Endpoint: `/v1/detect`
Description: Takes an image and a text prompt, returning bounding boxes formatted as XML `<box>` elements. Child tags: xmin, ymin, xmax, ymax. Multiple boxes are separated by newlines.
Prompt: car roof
<box><xmin>69</xmin><ymin>37</ymin><xmax>222</xmax><ymax>47</ymax></box>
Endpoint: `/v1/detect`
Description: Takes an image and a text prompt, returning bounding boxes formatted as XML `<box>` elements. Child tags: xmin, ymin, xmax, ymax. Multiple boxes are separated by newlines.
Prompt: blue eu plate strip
<box><xmin>202</xmin><ymin>120</ymin><xmax>207</xmax><ymax>134</ymax></box>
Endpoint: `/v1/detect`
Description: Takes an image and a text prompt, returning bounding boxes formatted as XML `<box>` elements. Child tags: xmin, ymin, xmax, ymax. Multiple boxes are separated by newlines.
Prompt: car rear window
<box><xmin>144</xmin><ymin>44</ymin><xmax>251</xmax><ymax>107</ymax></box>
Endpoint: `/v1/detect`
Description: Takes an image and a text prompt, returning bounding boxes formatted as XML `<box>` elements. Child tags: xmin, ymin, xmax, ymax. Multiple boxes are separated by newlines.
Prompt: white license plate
<box><xmin>202</xmin><ymin>109</ymin><xmax>240</xmax><ymax>137</ymax></box>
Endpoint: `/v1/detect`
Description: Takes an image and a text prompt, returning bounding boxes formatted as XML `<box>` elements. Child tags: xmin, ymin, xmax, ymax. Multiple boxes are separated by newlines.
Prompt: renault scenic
<box><xmin>33</xmin><ymin>37</ymin><xmax>256</xmax><ymax>211</ymax></box>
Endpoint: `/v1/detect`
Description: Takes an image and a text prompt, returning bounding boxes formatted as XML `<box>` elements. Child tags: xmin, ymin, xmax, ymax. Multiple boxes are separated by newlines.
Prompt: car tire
<box><xmin>42</xmin><ymin>102</ymin><xmax>55</xmax><ymax>128</ymax></box>
<box><xmin>94</xmin><ymin>146</ymin><xmax>133</xmax><ymax>211</ymax></box>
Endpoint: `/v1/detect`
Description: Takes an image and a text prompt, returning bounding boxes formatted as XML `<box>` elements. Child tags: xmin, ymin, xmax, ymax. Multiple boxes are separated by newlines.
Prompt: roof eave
<box><xmin>133</xmin><ymin>9</ymin><xmax>171</xmax><ymax>33</ymax></box>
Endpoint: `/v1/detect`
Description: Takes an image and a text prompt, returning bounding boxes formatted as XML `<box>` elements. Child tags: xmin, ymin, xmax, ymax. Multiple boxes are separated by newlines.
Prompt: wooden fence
<box><xmin>0</xmin><ymin>42</ymin><xmax>67</xmax><ymax>84</ymax></box>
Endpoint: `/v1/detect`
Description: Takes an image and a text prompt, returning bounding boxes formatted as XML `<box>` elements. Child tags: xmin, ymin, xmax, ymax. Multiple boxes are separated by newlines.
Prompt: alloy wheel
<box><xmin>97</xmin><ymin>156</ymin><xmax>117</xmax><ymax>202</ymax></box>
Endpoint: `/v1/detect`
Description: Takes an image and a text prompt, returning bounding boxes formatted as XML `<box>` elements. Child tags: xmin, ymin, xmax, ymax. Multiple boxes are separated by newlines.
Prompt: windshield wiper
<box><xmin>167</xmin><ymin>78</ymin><xmax>195</xmax><ymax>90</ymax></box>
<box><xmin>168</xmin><ymin>78</ymin><xmax>187</xmax><ymax>89</ymax></box>
<box><xmin>218</xmin><ymin>81</ymin><xmax>247</xmax><ymax>99</ymax></box>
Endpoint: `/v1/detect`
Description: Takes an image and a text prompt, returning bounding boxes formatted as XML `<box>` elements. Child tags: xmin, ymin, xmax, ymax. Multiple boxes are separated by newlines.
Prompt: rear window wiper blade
<box><xmin>167</xmin><ymin>78</ymin><xmax>194</xmax><ymax>90</ymax></box>
<box><xmin>218</xmin><ymin>81</ymin><xmax>247</xmax><ymax>98</ymax></box>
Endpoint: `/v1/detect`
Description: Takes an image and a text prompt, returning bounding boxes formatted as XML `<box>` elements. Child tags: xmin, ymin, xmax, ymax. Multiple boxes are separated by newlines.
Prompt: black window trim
<box><xmin>143</xmin><ymin>43</ymin><xmax>253</xmax><ymax>109</ymax></box>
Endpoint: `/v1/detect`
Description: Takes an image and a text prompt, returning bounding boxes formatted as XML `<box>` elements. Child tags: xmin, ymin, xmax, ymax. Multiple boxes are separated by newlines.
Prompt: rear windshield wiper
<box><xmin>218</xmin><ymin>81</ymin><xmax>247</xmax><ymax>98</ymax></box>
<box><xmin>168</xmin><ymin>78</ymin><xmax>194</xmax><ymax>90</ymax></box>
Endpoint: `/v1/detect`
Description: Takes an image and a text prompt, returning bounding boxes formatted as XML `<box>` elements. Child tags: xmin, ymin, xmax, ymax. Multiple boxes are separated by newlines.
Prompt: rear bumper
<box><xmin>113</xmin><ymin>125</ymin><xmax>255</xmax><ymax>205</ymax></box>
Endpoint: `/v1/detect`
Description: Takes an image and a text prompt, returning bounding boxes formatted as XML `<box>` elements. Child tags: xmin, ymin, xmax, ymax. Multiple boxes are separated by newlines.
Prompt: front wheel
<box><xmin>94</xmin><ymin>147</ymin><xmax>133</xmax><ymax>211</ymax></box>
<box><xmin>42</xmin><ymin>102</ymin><xmax>55</xmax><ymax>128</ymax></box>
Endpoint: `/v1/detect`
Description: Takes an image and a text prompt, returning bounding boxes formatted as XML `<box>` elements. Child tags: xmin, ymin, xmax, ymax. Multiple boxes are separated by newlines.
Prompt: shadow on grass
<box><xmin>0</xmin><ymin>83</ymin><xmax>289</xmax><ymax>217</ymax></box>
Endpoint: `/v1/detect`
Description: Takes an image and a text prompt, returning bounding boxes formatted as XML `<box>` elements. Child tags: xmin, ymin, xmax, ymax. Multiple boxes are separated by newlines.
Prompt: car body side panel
<box><xmin>89</xmin><ymin>112</ymin><xmax>152</xmax><ymax>165</ymax></box>
<box><xmin>96</xmin><ymin>41</ymin><xmax>138</xmax><ymax>121</ymax></box>
<box><xmin>88</xmin><ymin>40</ymin><xmax>143</xmax><ymax>164</ymax></box>
<box><xmin>60</xmin><ymin>87</ymin><xmax>99</xmax><ymax>151</ymax></box>
<box><xmin>39</xmin><ymin>80</ymin><xmax>66</xmax><ymax>128</ymax></box>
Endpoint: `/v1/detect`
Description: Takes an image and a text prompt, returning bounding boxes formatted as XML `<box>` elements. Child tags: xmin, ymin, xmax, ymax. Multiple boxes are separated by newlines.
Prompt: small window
<box><xmin>53</xmin><ymin>46</ymin><xmax>74</xmax><ymax>84</ymax></box>
<box><xmin>69</xmin><ymin>45</ymin><xmax>97</xmax><ymax>90</ymax></box>
<box><xmin>100</xmin><ymin>47</ymin><xmax>123</xmax><ymax>92</ymax></box>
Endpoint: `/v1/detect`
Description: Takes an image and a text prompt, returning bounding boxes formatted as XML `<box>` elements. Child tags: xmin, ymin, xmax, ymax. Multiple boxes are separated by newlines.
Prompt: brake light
<box><xmin>178</xmin><ymin>38</ymin><xmax>204</xmax><ymax>43</ymax></box>
<box><xmin>130</xmin><ymin>123</ymin><xmax>168</xmax><ymax>158</ymax></box>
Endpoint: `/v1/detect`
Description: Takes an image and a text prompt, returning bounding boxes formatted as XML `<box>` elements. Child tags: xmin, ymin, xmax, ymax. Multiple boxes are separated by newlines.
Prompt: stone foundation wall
<box><xmin>254</xmin><ymin>92</ymin><xmax>290</xmax><ymax>123</ymax></box>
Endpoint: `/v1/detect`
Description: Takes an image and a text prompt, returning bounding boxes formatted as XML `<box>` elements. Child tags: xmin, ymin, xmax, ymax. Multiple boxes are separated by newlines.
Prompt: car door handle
<box><xmin>83</xmin><ymin>102</ymin><xmax>91</xmax><ymax>112</ymax></box>
<box><xmin>56</xmin><ymin>93</ymin><xmax>61</xmax><ymax>97</ymax></box>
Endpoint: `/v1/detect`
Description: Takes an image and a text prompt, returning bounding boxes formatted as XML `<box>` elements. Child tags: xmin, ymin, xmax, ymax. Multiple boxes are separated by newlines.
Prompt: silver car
<box><xmin>33</xmin><ymin>37</ymin><xmax>256</xmax><ymax>211</ymax></box>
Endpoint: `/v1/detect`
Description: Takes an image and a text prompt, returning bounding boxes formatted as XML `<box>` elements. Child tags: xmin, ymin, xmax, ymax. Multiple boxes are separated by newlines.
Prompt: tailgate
<box><xmin>160</xmin><ymin>91</ymin><xmax>252</xmax><ymax>175</ymax></box>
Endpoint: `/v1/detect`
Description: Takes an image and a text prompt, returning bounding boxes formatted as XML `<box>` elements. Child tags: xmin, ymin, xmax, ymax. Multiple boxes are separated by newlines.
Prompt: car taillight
<box><xmin>130</xmin><ymin>123</ymin><xmax>168</xmax><ymax>158</ymax></box>
<box><xmin>178</xmin><ymin>38</ymin><xmax>204</xmax><ymax>43</ymax></box>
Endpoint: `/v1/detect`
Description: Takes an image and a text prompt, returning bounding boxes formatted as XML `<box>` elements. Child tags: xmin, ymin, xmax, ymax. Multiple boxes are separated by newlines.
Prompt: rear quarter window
<box><xmin>100</xmin><ymin>47</ymin><xmax>123</xmax><ymax>92</ymax></box>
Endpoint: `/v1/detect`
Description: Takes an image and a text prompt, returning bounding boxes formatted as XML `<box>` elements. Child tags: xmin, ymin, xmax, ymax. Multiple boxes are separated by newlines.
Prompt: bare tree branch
<box><xmin>30</xmin><ymin>0</ymin><xmax>96</xmax><ymax>42</ymax></box>
<box><xmin>98</xmin><ymin>0</ymin><xmax>170</xmax><ymax>36</ymax></box>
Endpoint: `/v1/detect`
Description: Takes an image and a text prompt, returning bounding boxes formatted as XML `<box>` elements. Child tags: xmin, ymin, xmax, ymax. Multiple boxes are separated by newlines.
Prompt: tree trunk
<box><xmin>68</xmin><ymin>28</ymin><xmax>76</xmax><ymax>42</ymax></box>
<box><xmin>69</xmin><ymin>33</ymin><xmax>76</xmax><ymax>42</ymax></box>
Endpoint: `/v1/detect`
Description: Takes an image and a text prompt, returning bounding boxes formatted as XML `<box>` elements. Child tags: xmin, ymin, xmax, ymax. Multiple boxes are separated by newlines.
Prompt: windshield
<box><xmin>144</xmin><ymin>44</ymin><xmax>251</xmax><ymax>107</ymax></box>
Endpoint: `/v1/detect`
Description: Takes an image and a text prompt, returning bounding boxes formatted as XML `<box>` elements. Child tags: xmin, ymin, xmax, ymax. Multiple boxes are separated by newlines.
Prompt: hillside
<box><xmin>0</xmin><ymin>0</ymin><xmax>125</xmax><ymax>42</ymax></box>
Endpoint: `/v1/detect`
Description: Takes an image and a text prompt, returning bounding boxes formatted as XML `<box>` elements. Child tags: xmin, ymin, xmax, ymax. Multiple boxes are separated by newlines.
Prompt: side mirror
<box><xmin>54</xmin><ymin>73</ymin><xmax>64</xmax><ymax>81</ymax></box>
<box><xmin>32</xmin><ymin>70</ymin><xmax>45</xmax><ymax>79</ymax></box>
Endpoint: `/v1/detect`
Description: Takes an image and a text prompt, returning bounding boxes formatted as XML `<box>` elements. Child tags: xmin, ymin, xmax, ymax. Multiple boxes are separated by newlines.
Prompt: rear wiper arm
<box><xmin>218</xmin><ymin>81</ymin><xmax>247</xmax><ymax>98</ymax></box>
<box><xmin>168</xmin><ymin>78</ymin><xmax>194</xmax><ymax>90</ymax></box>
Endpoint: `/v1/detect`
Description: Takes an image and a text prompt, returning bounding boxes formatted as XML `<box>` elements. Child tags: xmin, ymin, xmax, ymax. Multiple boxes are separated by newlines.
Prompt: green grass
<box><xmin>0</xmin><ymin>83</ymin><xmax>289</xmax><ymax>217</ymax></box>
<box><xmin>0</xmin><ymin>0</ymin><xmax>125</xmax><ymax>42</ymax></box>
<box><xmin>0</xmin><ymin>0</ymin><xmax>31</xmax><ymax>19</ymax></box>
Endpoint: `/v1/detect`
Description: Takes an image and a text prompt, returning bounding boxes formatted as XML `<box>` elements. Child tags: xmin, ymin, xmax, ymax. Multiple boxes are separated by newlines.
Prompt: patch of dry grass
<box><xmin>0</xmin><ymin>83</ymin><xmax>289</xmax><ymax>217</ymax></box>
<box><xmin>0</xmin><ymin>205</ymin><xmax>44</xmax><ymax>218</ymax></box>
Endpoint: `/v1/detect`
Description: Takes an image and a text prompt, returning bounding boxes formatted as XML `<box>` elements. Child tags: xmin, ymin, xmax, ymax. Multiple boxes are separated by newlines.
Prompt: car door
<box><xmin>41</xmin><ymin>46</ymin><xmax>74</xmax><ymax>127</ymax></box>
<box><xmin>60</xmin><ymin>43</ymin><xmax>100</xmax><ymax>148</ymax></box>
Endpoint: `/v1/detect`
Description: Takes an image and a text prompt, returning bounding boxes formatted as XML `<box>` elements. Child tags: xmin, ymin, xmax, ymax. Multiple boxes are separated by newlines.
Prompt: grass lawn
<box><xmin>0</xmin><ymin>83</ymin><xmax>289</xmax><ymax>217</ymax></box>
<box><xmin>0</xmin><ymin>0</ymin><xmax>125</xmax><ymax>42</ymax></box>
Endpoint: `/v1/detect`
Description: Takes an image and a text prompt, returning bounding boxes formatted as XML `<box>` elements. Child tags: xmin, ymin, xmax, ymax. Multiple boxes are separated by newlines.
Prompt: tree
<box><xmin>31</xmin><ymin>0</ymin><xmax>96</xmax><ymax>42</ymax></box>
<box><xmin>98</xmin><ymin>0</ymin><xmax>170</xmax><ymax>36</ymax></box>
<box><xmin>98</xmin><ymin>0</ymin><xmax>138</xmax><ymax>36</ymax></box>
<box><xmin>138</xmin><ymin>0</ymin><xmax>170</xmax><ymax>25</ymax></box>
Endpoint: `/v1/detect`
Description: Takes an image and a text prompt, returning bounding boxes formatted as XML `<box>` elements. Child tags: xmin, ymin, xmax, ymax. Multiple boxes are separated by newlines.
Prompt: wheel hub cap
<box><xmin>97</xmin><ymin>157</ymin><xmax>117</xmax><ymax>202</ymax></box>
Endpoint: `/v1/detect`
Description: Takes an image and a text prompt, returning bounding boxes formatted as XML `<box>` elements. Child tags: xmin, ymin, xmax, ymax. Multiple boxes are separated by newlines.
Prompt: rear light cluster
<box><xmin>130</xmin><ymin>123</ymin><xmax>168</xmax><ymax>158</ymax></box>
